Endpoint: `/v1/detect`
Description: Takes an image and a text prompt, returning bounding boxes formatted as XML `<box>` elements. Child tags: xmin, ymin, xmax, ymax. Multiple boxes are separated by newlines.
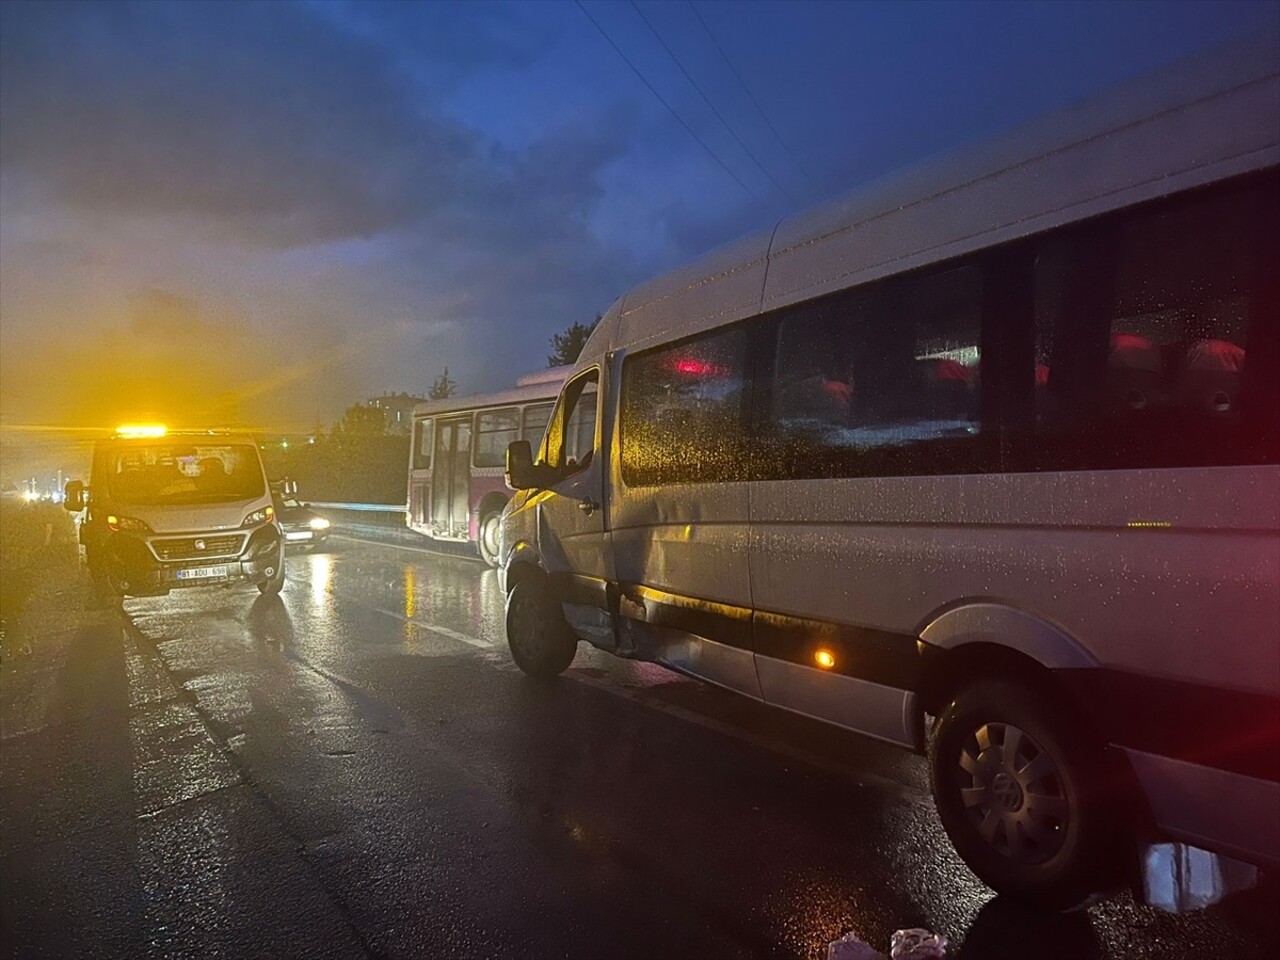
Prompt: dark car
<box><xmin>271</xmin><ymin>488</ymin><xmax>331</xmax><ymax>549</ymax></box>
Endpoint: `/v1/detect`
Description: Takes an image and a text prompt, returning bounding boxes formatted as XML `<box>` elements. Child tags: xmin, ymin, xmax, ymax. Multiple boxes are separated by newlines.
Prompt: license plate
<box><xmin>285</xmin><ymin>531</ymin><xmax>312</xmax><ymax>541</ymax></box>
<box><xmin>176</xmin><ymin>565</ymin><xmax>229</xmax><ymax>581</ymax></box>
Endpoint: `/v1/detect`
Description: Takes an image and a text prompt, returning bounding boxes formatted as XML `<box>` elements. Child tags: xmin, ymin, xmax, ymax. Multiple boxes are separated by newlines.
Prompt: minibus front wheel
<box><xmin>506</xmin><ymin>578</ymin><xmax>576</xmax><ymax>679</ymax></box>
<box><xmin>929</xmin><ymin>678</ymin><xmax>1117</xmax><ymax>910</ymax></box>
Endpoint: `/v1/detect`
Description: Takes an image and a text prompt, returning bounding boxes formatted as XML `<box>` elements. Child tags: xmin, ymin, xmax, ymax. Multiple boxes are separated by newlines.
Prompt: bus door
<box><xmin>432</xmin><ymin>415</ymin><xmax>472</xmax><ymax>538</ymax></box>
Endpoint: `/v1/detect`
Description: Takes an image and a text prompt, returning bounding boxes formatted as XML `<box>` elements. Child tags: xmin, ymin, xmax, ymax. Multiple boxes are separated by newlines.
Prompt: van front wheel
<box><xmin>506</xmin><ymin>579</ymin><xmax>576</xmax><ymax>679</ymax></box>
<box><xmin>929</xmin><ymin>679</ymin><xmax>1117</xmax><ymax>910</ymax></box>
<box><xmin>257</xmin><ymin>545</ymin><xmax>286</xmax><ymax>595</ymax></box>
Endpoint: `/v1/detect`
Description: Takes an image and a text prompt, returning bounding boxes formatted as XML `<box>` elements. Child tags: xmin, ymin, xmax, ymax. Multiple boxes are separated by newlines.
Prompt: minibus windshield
<box><xmin>104</xmin><ymin>443</ymin><xmax>266</xmax><ymax>506</ymax></box>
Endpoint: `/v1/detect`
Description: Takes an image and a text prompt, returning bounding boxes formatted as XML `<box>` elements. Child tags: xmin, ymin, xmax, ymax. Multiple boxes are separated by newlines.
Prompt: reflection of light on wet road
<box><xmin>403</xmin><ymin>565</ymin><xmax>417</xmax><ymax>645</ymax></box>
<box><xmin>403</xmin><ymin>565</ymin><xmax>416</xmax><ymax>619</ymax></box>
<box><xmin>307</xmin><ymin>553</ymin><xmax>332</xmax><ymax>607</ymax></box>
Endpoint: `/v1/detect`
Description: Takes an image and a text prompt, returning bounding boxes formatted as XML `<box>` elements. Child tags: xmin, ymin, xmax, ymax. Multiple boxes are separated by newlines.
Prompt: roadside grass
<box><xmin>0</xmin><ymin>500</ymin><xmax>78</xmax><ymax>646</ymax></box>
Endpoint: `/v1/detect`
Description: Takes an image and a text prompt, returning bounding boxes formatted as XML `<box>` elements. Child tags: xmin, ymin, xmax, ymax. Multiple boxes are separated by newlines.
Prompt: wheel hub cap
<box><xmin>957</xmin><ymin>722</ymin><xmax>1069</xmax><ymax>865</ymax></box>
<box><xmin>512</xmin><ymin>598</ymin><xmax>544</xmax><ymax>657</ymax></box>
<box><xmin>991</xmin><ymin>772</ymin><xmax>1023</xmax><ymax>811</ymax></box>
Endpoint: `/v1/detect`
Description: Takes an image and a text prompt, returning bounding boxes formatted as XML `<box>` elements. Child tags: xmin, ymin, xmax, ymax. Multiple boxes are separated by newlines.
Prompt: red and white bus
<box><xmin>407</xmin><ymin>366</ymin><xmax>586</xmax><ymax>565</ymax></box>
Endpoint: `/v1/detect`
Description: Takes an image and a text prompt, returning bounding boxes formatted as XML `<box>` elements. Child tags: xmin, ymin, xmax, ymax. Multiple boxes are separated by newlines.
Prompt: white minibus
<box><xmin>498</xmin><ymin>34</ymin><xmax>1279</xmax><ymax>909</ymax></box>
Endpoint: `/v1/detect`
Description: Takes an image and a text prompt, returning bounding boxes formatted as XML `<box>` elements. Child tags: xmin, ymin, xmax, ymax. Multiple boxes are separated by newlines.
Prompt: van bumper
<box><xmin>104</xmin><ymin>526</ymin><xmax>282</xmax><ymax>596</ymax></box>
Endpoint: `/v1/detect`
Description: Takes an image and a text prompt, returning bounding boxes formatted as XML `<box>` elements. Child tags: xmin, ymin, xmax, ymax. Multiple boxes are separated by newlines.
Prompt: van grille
<box><xmin>150</xmin><ymin>534</ymin><xmax>247</xmax><ymax>562</ymax></box>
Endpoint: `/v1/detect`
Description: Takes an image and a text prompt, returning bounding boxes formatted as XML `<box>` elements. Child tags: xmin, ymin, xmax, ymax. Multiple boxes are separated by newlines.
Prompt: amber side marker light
<box><xmin>815</xmin><ymin>649</ymin><xmax>836</xmax><ymax>670</ymax></box>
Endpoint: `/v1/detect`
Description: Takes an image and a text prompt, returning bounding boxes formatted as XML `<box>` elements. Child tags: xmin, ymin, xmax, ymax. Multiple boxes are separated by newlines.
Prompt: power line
<box><xmin>628</xmin><ymin>0</ymin><xmax>797</xmax><ymax>208</ymax></box>
<box><xmin>573</xmin><ymin>0</ymin><xmax>776</xmax><ymax>214</ymax></box>
<box><xmin>686</xmin><ymin>0</ymin><xmax>816</xmax><ymax>191</ymax></box>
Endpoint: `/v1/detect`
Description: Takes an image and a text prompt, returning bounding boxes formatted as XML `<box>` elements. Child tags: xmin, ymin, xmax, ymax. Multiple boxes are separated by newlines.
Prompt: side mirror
<box><xmin>505</xmin><ymin>440</ymin><xmax>554</xmax><ymax>491</ymax></box>
<box><xmin>63</xmin><ymin>480</ymin><xmax>86</xmax><ymax>512</ymax></box>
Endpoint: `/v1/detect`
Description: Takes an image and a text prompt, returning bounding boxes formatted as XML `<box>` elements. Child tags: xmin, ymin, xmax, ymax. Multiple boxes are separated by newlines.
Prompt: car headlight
<box><xmin>242</xmin><ymin>505</ymin><xmax>275</xmax><ymax>527</ymax></box>
<box><xmin>309</xmin><ymin>517</ymin><xmax>330</xmax><ymax>531</ymax></box>
<box><xmin>107</xmin><ymin>514</ymin><xmax>151</xmax><ymax>533</ymax></box>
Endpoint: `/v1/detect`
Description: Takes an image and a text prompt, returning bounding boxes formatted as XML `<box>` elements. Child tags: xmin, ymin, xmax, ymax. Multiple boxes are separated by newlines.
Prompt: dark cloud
<box><xmin>316</xmin><ymin>0</ymin><xmax>552</xmax><ymax>84</ymax></box>
<box><xmin>0</xmin><ymin>0</ymin><xmax>488</xmax><ymax>246</ymax></box>
<box><xmin>0</xmin><ymin>0</ymin><xmax>656</xmax><ymax>441</ymax></box>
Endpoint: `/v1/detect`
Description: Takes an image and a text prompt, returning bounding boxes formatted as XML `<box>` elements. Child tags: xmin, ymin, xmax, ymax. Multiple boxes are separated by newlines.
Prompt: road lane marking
<box><xmin>285</xmin><ymin>572</ymin><xmax>495</xmax><ymax>649</ymax></box>
<box><xmin>372</xmin><ymin>608</ymin><xmax>494</xmax><ymax>648</ymax></box>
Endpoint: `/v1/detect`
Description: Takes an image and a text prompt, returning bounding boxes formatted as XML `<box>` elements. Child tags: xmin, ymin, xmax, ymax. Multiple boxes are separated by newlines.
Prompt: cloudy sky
<box><xmin>1</xmin><ymin>0</ymin><xmax>1275</xmax><ymax>461</ymax></box>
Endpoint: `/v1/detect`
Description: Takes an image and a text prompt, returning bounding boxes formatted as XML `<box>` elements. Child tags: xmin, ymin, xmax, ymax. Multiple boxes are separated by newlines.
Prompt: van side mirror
<box><xmin>63</xmin><ymin>480</ymin><xmax>86</xmax><ymax>512</ymax></box>
<box><xmin>505</xmin><ymin>440</ymin><xmax>553</xmax><ymax>491</ymax></box>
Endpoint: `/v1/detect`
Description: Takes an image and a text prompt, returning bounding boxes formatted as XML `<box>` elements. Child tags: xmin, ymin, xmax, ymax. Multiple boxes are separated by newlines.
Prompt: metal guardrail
<box><xmin>308</xmin><ymin>501</ymin><xmax>404</xmax><ymax>513</ymax></box>
<box><xmin>308</xmin><ymin>501</ymin><xmax>404</xmax><ymax>530</ymax></box>
<box><xmin>305</xmin><ymin>501</ymin><xmax>479</xmax><ymax>561</ymax></box>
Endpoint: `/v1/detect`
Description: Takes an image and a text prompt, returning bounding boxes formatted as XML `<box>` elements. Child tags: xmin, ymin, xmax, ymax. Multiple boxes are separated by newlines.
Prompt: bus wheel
<box><xmin>929</xmin><ymin>679</ymin><xmax>1116</xmax><ymax>910</ymax></box>
<box><xmin>506</xmin><ymin>579</ymin><xmax>576</xmax><ymax>679</ymax></box>
<box><xmin>478</xmin><ymin>511</ymin><xmax>502</xmax><ymax>567</ymax></box>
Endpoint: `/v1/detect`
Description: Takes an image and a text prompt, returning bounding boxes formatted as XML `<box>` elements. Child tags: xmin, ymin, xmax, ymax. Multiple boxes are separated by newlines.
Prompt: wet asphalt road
<box><xmin>2</xmin><ymin>536</ymin><xmax>1276</xmax><ymax>959</ymax></box>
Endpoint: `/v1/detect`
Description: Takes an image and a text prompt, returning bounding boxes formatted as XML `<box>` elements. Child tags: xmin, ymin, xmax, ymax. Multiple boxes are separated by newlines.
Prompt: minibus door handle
<box><xmin>577</xmin><ymin>498</ymin><xmax>599</xmax><ymax>516</ymax></box>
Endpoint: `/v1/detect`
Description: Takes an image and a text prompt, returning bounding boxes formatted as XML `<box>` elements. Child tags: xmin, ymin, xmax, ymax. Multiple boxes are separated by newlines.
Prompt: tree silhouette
<box><xmin>547</xmin><ymin>316</ymin><xmax>600</xmax><ymax>367</ymax></box>
<box><xmin>332</xmin><ymin>403</ymin><xmax>387</xmax><ymax>438</ymax></box>
<box><xmin>429</xmin><ymin>367</ymin><xmax>457</xmax><ymax>400</ymax></box>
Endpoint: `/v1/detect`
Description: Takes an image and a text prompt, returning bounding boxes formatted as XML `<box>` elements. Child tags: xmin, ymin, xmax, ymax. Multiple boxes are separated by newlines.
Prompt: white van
<box><xmin>64</xmin><ymin>427</ymin><xmax>285</xmax><ymax>598</ymax></box>
<box><xmin>498</xmin><ymin>34</ymin><xmax>1279</xmax><ymax>910</ymax></box>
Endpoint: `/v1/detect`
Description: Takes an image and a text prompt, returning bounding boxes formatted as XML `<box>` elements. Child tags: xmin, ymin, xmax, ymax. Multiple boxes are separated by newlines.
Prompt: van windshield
<box><xmin>104</xmin><ymin>443</ymin><xmax>266</xmax><ymax>506</ymax></box>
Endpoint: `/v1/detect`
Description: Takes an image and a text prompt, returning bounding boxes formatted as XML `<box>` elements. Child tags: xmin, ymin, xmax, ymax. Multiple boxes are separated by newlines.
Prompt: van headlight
<box><xmin>107</xmin><ymin>514</ymin><xmax>151</xmax><ymax>533</ymax></box>
<box><xmin>309</xmin><ymin>517</ymin><xmax>330</xmax><ymax>531</ymax></box>
<box><xmin>242</xmin><ymin>505</ymin><xmax>275</xmax><ymax>527</ymax></box>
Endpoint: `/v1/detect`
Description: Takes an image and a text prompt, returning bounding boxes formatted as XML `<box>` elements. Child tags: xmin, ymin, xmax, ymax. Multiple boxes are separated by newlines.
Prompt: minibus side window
<box><xmin>620</xmin><ymin>326</ymin><xmax>748</xmax><ymax>486</ymax></box>
<box><xmin>764</xmin><ymin>263</ymin><xmax>988</xmax><ymax>479</ymax></box>
<box><xmin>545</xmin><ymin>371</ymin><xmax>599</xmax><ymax>477</ymax></box>
<box><xmin>1031</xmin><ymin>171</ymin><xmax>1279</xmax><ymax>470</ymax></box>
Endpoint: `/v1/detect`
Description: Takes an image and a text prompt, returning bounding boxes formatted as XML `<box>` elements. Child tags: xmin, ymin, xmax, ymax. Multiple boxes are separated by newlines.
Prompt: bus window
<box><xmin>521</xmin><ymin>402</ymin><xmax>554</xmax><ymax>453</ymax></box>
<box><xmin>1032</xmin><ymin>172</ymin><xmax>1278</xmax><ymax>470</ymax></box>
<box><xmin>474</xmin><ymin>408</ymin><xmax>520</xmax><ymax>468</ymax></box>
<box><xmin>412</xmin><ymin>418</ymin><xmax>433</xmax><ymax>470</ymax></box>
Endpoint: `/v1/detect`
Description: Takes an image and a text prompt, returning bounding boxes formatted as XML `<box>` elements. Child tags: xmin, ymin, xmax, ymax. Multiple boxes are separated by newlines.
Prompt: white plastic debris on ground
<box><xmin>827</xmin><ymin>927</ymin><xmax>948</xmax><ymax>960</ymax></box>
<box><xmin>890</xmin><ymin>928</ymin><xmax>948</xmax><ymax>959</ymax></box>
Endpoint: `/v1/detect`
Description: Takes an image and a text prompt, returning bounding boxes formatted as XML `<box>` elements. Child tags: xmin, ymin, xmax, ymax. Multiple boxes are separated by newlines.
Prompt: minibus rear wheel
<box><xmin>506</xmin><ymin>578</ymin><xmax>576</xmax><ymax>679</ymax></box>
<box><xmin>929</xmin><ymin>678</ymin><xmax>1115</xmax><ymax>910</ymax></box>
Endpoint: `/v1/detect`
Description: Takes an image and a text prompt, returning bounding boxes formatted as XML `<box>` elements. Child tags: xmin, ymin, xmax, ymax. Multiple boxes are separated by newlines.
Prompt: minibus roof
<box><xmin>584</xmin><ymin>29</ymin><xmax>1279</xmax><ymax>365</ymax></box>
